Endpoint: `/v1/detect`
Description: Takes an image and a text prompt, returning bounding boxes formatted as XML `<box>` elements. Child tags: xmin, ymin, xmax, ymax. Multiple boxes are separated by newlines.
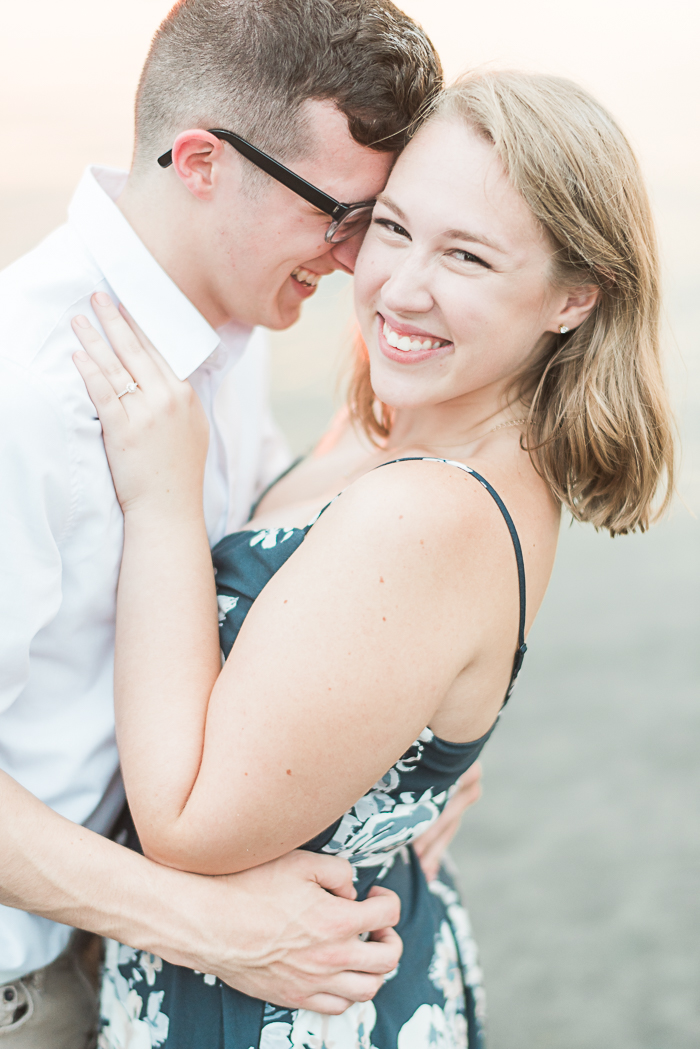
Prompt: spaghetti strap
<box><xmin>248</xmin><ymin>455</ymin><xmax>304</xmax><ymax>522</ymax></box>
<box><xmin>375</xmin><ymin>457</ymin><xmax>528</xmax><ymax>705</ymax></box>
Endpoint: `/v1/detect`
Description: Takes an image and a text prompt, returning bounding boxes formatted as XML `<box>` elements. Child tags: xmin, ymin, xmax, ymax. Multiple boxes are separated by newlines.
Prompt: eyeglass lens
<box><xmin>327</xmin><ymin>205</ymin><xmax>375</xmax><ymax>244</ymax></box>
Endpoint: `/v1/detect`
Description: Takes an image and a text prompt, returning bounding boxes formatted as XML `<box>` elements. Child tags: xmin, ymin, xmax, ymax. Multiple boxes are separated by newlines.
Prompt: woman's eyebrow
<box><xmin>375</xmin><ymin>193</ymin><xmax>408</xmax><ymax>220</ymax></box>
<box><xmin>377</xmin><ymin>195</ymin><xmax>507</xmax><ymax>254</ymax></box>
<box><xmin>443</xmin><ymin>228</ymin><xmax>505</xmax><ymax>253</ymax></box>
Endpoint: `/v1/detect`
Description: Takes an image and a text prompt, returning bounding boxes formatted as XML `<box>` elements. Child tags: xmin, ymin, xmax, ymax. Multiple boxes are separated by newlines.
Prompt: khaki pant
<box><xmin>0</xmin><ymin>933</ymin><xmax>100</xmax><ymax>1049</ymax></box>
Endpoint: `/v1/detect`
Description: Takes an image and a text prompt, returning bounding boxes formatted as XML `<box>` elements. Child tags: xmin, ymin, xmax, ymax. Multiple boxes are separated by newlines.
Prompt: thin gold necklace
<box><xmin>485</xmin><ymin>415</ymin><xmax>528</xmax><ymax>435</ymax></box>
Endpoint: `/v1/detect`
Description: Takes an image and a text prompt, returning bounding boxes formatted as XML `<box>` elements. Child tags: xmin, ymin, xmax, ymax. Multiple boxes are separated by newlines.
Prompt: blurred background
<box><xmin>1</xmin><ymin>1</ymin><xmax>698</xmax><ymax>1045</ymax></box>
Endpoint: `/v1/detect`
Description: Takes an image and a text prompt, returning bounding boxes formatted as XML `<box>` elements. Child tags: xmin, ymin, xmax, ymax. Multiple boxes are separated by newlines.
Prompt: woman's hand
<box><xmin>412</xmin><ymin>762</ymin><xmax>483</xmax><ymax>882</ymax></box>
<box><xmin>72</xmin><ymin>292</ymin><xmax>209</xmax><ymax>518</ymax></box>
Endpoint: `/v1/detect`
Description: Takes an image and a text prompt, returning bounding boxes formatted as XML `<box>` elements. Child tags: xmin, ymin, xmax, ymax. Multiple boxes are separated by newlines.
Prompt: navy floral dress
<box><xmin>99</xmin><ymin>459</ymin><xmax>527</xmax><ymax>1049</ymax></box>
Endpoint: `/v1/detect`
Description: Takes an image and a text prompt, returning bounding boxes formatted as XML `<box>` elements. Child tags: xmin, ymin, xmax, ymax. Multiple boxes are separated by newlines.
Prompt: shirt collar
<box><xmin>68</xmin><ymin>166</ymin><xmax>252</xmax><ymax>380</ymax></box>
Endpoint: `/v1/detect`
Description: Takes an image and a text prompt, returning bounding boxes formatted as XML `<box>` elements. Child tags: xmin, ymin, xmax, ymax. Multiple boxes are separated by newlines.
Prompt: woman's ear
<box><xmin>170</xmin><ymin>130</ymin><xmax>228</xmax><ymax>201</ymax></box>
<box><xmin>553</xmin><ymin>285</ymin><xmax>601</xmax><ymax>333</ymax></box>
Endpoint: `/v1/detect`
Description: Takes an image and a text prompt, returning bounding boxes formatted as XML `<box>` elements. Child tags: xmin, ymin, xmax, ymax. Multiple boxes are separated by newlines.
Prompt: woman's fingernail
<box><xmin>73</xmin><ymin>315</ymin><xmax>91</xmax><ymax>328</ymax></box>
<box><xmin>73</xmin><ymin>350</ymin><xmax>89</xmax><ymax>361</ymax></box>
<box><xmin>94</xmin><ymin>292</ymin><xmax>111</xmax><ymax>306</ymax></box>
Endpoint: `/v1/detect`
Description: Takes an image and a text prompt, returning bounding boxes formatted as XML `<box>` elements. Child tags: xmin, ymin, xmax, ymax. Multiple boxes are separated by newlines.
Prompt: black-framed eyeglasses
<box><xmin>158</xmin><ymin>129</ymin><xmax>376</xmax><ymax>244</ymax></box>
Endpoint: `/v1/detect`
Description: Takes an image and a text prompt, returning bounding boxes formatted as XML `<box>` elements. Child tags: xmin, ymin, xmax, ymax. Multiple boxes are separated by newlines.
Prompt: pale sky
<box><xmin>0</xmin><ymin>0</ymin><xmax>697</xmax><ymax>192</ymax></box>
<box><xmin>0</xmin><ymin>0</ymin><xmax>697</xmax><ymax>496</ymax></box>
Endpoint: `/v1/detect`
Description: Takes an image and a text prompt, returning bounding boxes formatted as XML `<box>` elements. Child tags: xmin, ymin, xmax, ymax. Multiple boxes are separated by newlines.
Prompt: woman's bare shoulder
<box><xmin>305</xmin><ymin>454</ymin><xmax>523</xmax><ymax>564</ymax></box>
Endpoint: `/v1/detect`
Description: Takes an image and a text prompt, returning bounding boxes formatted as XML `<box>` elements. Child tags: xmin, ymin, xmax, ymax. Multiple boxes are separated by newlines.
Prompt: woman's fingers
<box><xmin>415</xmin><ymin>819</ymin><xmax>460</xmax><ymax>882</ymax></box>
<box><xmin>71</xmin><ymin>314</ymin><xmax>137</xmax><ymax>398</ymax></box>
<box><xmin>118</xmin><ymin>305</ymin><xmax>179</xmax><ymax>382</ymax></box>
<box><xmin>89</xmin><ymin>293</ymin><xmax>165</xmax><ymax>391</ymax></box>
<box><xmin>72</xmin><ymin>349</ymin><xmax>128</xmax><ymax>431</ymax></box>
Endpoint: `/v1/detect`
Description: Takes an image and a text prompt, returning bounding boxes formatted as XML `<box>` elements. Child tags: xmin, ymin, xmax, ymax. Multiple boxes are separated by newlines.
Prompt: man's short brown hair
<box><xmin>133</xmin><ymin>0</ymin><xmax>442</xmax><ymax>172</ymax></box>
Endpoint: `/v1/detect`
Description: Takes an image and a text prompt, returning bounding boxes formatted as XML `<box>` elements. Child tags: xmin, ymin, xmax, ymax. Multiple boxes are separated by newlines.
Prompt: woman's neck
<box><xmin>387</xmin><ymin>396</ymin><xmax>526</xmax><ymax>456</ymax></box>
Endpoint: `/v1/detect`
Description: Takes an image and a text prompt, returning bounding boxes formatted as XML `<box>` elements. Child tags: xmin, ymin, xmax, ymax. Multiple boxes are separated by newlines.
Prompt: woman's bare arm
<box><xmin>73</xmin><ymin>297</ymin><xmax>516</xmax><ymax>875</ymax></box>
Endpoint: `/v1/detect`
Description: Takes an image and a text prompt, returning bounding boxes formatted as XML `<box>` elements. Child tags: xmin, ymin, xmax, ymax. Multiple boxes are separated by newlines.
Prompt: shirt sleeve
<box><xmin>0</xmin><ymin>360</ymin><xmax>73</xmax><ymax>714</ymax></box>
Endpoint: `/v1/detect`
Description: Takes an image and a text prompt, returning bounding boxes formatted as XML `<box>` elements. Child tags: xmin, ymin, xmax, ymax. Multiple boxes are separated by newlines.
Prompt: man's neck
<box><xmin>115</xmin><ymin>177</ymin><xmax>230</xmax><ymax>330</ymax></box>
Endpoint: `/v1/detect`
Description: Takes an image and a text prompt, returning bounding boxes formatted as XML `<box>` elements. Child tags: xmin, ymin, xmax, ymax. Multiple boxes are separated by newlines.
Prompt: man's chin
<box><xmin>264</xmin><ymin>300</ymin><xmax>304</xmax><ymax>332</ymax></box>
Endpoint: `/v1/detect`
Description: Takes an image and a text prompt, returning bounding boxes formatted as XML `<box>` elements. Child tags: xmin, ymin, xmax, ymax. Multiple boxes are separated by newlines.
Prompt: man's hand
<box><xmin>181</xmin><ymin>850</ymin><xmax>402</xmax><ymax>1014</ymax></box>
<box><xmin>0</xmin><ymin>773</ymin><xmax>401</xmax><ymax>1014</ymax></box>
<box><xmin>412</xmin><ymin>762</ymin><xmax>482</xmax><ymax>882</ymax></box>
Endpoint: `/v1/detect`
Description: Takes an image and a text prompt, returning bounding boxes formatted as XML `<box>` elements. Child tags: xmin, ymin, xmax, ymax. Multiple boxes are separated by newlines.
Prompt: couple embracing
<box><xmin>0</xmin><ymin>0</ymin><xmax>674</xmax><ymax>1046</ymax></box>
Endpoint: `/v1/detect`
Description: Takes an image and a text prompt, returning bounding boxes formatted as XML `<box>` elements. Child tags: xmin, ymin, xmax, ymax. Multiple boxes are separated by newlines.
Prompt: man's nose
<box><xmin>329</xmin><ymin>228</ymin><xmax>368</xmax><ymax>275</ymax></box>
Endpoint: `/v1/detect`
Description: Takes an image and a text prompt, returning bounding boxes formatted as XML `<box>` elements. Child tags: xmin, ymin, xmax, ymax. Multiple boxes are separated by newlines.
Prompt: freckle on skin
<box><xmin>286</xmin><ymin>769</ymin><xmax>292</xmax><ymax>776</ymax></box>
<box><xmin>380</xmin><ymin>577</ymin><xmax>384</xmax><ymax>583</ymax></box>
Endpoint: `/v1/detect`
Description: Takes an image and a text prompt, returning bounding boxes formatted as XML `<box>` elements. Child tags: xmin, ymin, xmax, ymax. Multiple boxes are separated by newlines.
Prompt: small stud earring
<box><xmin>558</xmin><ymin>325</ymin><xmax>570</xmax><ymax>334</ymax></box>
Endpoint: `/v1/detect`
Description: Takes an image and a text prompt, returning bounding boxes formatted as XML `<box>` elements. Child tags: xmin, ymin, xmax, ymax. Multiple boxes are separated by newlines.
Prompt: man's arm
<box><xmin>0</xmin><ymin>364</ymin><xmax>400</xmax><ymax>1011</ymax></box>
<box><xmin>0</xmin><ymin>769</ymin><xmax>400</xmax><ymax>1012</ymax></box>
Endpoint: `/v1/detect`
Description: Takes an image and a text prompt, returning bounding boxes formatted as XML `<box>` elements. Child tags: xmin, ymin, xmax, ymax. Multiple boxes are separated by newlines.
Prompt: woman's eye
<box><xmin>373</xmin><ymin>218</ymin><xmax>411</xmax><ymax>239</ymax></box>
<box><xmin>449</xmin><ymin>249</ymin><xmax>490</xmax><ymax>269</ymax></box>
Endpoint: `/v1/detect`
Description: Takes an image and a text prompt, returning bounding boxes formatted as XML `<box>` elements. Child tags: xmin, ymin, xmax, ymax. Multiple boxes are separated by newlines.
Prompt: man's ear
<box><xmin>170</xmin><ymin>130</ymin><xmax>228</xmax><ymax>201</ymax></box>
<box><xmin>553</xmin><ymin>284</ymin><xmax>601</xmax><ymax>333</ymax></box>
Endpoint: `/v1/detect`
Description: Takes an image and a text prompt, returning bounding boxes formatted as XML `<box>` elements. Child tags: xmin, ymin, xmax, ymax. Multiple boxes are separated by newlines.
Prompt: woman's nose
<box><xmin>381</xmin><ymin>256</ymin><xmax>434</xmax><ymax>315</ymax></box>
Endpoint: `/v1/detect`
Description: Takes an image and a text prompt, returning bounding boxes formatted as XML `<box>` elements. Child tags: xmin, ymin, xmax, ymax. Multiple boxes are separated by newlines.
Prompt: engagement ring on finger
<box><xmin>117</xmin><ymin>382</ymin><xmax>139</xmax><ymax>398</ymax></box>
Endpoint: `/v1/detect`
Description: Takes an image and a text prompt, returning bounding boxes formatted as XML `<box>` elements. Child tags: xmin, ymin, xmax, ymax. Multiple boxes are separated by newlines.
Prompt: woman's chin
<box><xmin>369</xmin><ymin>363</ymin><xmax>441</xmax><ymax>411</ymax></box>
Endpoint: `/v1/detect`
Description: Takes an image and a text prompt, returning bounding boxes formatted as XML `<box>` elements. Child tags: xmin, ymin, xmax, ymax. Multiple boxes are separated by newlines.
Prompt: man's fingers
<box><xmin>345</xmin><ymin>887</ymin><xmax>401</xmax><ymax>937</ymax></box>
<box><xmin>299</xmin><ymin>993</ymin><xmax>354</xmax><ymax>1015</ymax></box>
<box><xmin>302</xmin><ymin>970</ymin><xmax>385</xmax><ymax>1008</ymax></box>
<box><xmin>329</xmin><ymin>928</ymin><xmax>402</xmax><ymax>977</ymax></box>
<box><xmin>367</xmin><ymin>925</ymin><xmax>402</xmax><ymax>960</ymax></box>
<box><xmin>310</xmin><ymin>853</ymin><xmax>357</xmax><ymax>901</ymax></box>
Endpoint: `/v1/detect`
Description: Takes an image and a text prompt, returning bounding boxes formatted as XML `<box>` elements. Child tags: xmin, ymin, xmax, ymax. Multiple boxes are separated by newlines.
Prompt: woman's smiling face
<box><xmin>353</xmin><ymin>117</ymin><xmax>566</xmax><ymax>412</ymax></box>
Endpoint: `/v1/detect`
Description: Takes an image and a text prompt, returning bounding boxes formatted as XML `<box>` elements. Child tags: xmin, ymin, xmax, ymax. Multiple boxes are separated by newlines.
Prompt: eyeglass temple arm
<box><xmin>157</xmin><ymin>129</ymin><xmax>346</xmax><ymax>219</ymax></box>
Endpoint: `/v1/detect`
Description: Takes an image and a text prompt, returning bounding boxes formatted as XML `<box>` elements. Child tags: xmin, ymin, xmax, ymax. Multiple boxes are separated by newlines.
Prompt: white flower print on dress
<box><xmin>217</xmin><ymin>595</ymin><xmax>239</xmax><ymax>624</ymax></box>
<box><xmin>139</xmin><ymin>953</ymin><xmax>162</xmax><ymax>987</ymax></box>
<box><xmin>249</xmin><ymin>528</ymin><xmax>296</xmax><ymax>549</ymax></box>
<box><xmin>259</xmin><ymin>1022</ymin><xmax>294</xmax><ymax>1049</ymax></box>
<box><xmin>397</xmin><ymin>1003</ymin><xmax>448</xmax><ymax>1048</ymax></box>
<box><xmin>293</xmin><ymin>1000</ymin><xmax>378</xmax><ymax>1048</ymax></box>
<box><xmin>259</xmin><ymin>1001</ymin><xmax>378</xmax><ymax>1049</ymax></box>
<box><xmin>324</xmin><ymin>788</ymin><xmax>447</xmax><ymax>873</ymax></box>
<box><xmin>429</xmin><ymin>878</ymin><xmax>486</xmax><ymax>1026</ymax></box>
<box><xmin>319</xmin><ymin>731</ymin><xmax>451</xmax><ymax>872</ymax></box>
<box><xmin>429</xmin><ymin>922</ymin><xmax>465</xmax><ymax>1005</ymax></box>
<box><xmin>100</xmin><ymin>942</ymin><xmax>170</xmax><ymax>1048</ymax></box>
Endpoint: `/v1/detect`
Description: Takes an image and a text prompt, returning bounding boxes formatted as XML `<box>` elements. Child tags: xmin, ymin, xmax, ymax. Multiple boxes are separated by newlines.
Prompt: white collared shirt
<box><xmin>0</xmin><ymin>166</ymin><xmax>291</xmax><ymax>981</ymax></box>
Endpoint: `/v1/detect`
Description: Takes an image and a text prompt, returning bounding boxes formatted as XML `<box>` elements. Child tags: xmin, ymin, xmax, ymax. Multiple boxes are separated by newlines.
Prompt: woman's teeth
<box><xmin>383</xmin><ymin>320</ymin><xmax>446</xmax><ymax>352</ymax></box>
<box><xmin>291</xmin><ymin>267</ymin><xmax>321</xmax><ymax>289</ymax></box>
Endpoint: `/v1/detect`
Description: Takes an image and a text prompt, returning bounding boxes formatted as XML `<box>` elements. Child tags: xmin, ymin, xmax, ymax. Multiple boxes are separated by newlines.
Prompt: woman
<box><xmin>73</xmin><ymin>71</ymin><xmax>674</xmax><ymax>1048</ymax></box>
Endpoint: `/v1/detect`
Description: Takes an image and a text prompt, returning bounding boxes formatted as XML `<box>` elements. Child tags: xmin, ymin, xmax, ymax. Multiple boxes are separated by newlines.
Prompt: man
<box><xmin>0</xmin><ymin>1</ymin><xmax>478</xmax><ymax>1044</ymax></box>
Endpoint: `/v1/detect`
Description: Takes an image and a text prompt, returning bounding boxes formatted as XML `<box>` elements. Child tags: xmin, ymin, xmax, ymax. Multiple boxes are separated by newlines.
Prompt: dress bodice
<box><xmin>211</xmin><ymin>457</ymin><xmax>527</xmax><ymax>895</ymax></box>
<box><xmin>102</xmin><ymin>458</ymin><xmax>527</xmax><ymax>1049</ymax></box>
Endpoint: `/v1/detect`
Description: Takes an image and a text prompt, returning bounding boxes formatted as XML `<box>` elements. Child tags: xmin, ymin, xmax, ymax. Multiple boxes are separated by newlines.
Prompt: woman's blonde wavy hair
<box><xmin>348</xmin><ymin>70</ymin><xmax>675</xmax><ymax>536</ymax></box>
